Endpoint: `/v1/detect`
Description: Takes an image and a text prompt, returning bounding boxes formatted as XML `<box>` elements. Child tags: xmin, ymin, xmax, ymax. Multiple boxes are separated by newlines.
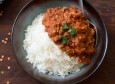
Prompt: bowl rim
<box><xmin>11</xmin><ymin>0</ymin><xmax>108</xmax><ymax>84</ymax></box>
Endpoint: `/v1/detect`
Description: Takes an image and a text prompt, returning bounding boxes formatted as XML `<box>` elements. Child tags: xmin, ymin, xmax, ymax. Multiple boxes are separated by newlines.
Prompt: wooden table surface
<box><xmin>0</xmin><ymin>0</ymin><xmax>115</xmax><ymax>84</ymax></box>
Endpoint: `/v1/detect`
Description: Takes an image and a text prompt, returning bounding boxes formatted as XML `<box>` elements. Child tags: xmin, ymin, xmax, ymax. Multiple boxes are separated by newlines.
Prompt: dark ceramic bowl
<box><xmin>12</xmin><ymin>0</ymin><xmax>108</xmax><ymax>84</ymax></box>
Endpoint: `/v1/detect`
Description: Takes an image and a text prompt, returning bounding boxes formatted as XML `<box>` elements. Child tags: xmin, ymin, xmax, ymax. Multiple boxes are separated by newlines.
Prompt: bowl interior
<box><xmin>12</xmin><ymin>0</ymin><xmax>108</xmax><ymax>84</ymax></box>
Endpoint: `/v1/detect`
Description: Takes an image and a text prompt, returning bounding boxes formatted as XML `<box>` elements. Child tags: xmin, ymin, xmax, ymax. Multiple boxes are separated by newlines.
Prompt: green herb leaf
<box><xmin>59</xmin><ymin>36</ymin><xmax>69</xmax><ymax>44</ymax></box>
<box><xmin>62</xmin><ymin>23</ymin><xmax>69</xmax><ymax>31</ymax></box>
<box><xmin>68</xmin><ymin>28</ymin><xmax>77</xmax><ymax>36</ymax></box>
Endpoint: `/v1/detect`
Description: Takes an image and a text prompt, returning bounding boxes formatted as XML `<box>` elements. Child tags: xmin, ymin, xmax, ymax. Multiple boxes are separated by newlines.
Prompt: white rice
<box><xmin>23</xmin><ymin>14</ymin><xmax>83</xmax><ymax>78</ymax></box>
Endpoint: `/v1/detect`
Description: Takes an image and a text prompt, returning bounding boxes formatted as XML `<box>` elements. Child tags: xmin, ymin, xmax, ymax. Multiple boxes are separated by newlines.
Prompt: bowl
<box><xmin>12</xmin><ymin>0</ymin><xmax>108</xmax><ymax>84</ymax></box>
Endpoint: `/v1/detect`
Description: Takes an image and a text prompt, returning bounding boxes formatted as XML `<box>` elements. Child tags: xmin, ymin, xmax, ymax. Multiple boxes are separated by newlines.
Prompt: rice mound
<box><xmin>23</xmin><ymin>14</ymin><xmax>83</xmax><ymax>78</ymax></box>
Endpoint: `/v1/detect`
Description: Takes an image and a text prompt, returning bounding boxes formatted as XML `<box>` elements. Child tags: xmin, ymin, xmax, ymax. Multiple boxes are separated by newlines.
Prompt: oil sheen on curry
<box><xmin>42</xmin><ymin>6</ymin><xmax>96</xmax><ymax>64</ymax></box>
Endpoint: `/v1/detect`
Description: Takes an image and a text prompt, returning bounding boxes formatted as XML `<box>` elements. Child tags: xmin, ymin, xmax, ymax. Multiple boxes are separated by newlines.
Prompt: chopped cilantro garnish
<box><xmin>59</xmin><ymin>36</ymin><xmax>69</xmax><ymax>44</ymax></box>
<box><xmin>68</xmin><ymin>28</ymin><xmax>77</xmax><ymax>36</ymax></box>
<box><xmin>62</xmin><ymin>23</ymin><xmax>69</xmax><ymax>31</ymax></box>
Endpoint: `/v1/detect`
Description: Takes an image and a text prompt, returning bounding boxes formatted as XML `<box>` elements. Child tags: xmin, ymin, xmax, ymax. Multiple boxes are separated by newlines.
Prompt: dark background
<box><xmin>0</xmin><ymin>0</ymin><xmax>115</xmax><ymax>84</ymax></box>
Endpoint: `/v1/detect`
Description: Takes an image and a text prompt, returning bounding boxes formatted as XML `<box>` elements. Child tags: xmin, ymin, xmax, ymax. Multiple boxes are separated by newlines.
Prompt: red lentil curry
<box><xmin>42</xmin><ymin>6</ymin><xmax>96</xmax><ymax>64</ymax></box>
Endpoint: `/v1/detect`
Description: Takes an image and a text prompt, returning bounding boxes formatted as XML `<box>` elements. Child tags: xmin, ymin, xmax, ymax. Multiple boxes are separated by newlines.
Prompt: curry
<box><xmin>42</xmin><ymin>6</ymin><xmax>96</xmax><ymax>64</ymax></box>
